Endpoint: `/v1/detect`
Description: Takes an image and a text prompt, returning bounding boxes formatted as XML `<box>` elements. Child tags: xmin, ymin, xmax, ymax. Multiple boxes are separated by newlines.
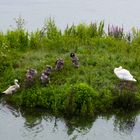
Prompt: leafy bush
<box><xmin>65</xmin><ymin>83</ymin><xmax>98</xmax><ymax>116</ymax></box>
<box><xmin>29</xmin><ymin>31</ymin><xmax>42</xmax><ymax>48</ymax></box>
<box><xmin>22</xmin><ymin>89</ymin><xmax>38</xmax><ymax>107</ymax></box>
<box><xmin>113</xmin><ymin>91</ymin><xmax>137</xmax><ymax>110</ymax></box>
<box><xmin>6</xmin><ymin>29</ymin><xmax>29</xmax><ymax>49</ymax></box>
<box><xmin>95</xmin><ymin>89</ymin><xmax>113</xmax><ymax>113</ymax></box>
<box><xmin>45</xmin><ymin>18</ymin><xmax>62</xmax><ymax>40</ymax></box>
<box><xmin>64</xmin><ymin>21</ymin><xmax>104</xmax><ymax>41</ymax></box>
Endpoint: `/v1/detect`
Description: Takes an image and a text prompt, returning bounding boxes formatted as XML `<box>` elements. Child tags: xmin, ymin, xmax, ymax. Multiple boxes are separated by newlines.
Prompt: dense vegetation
<box><xmin>0</xmin><ymin>17</ymin><xmax>140</xmax><ymax>117</ymax></box>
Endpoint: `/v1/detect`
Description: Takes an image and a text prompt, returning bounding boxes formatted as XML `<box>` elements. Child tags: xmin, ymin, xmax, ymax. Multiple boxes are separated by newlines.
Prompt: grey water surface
<box><xmin>0</xmin><ymin>100</ymin><xmax>140</xmax><ymax>140</ymax></box>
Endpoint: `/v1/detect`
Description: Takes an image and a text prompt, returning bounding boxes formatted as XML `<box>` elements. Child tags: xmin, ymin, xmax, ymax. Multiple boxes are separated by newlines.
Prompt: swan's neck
<box><xmin>14</xmin><ymin>81</ymin><xmax>20</xmax><ymax>88</ymax></box>
<box><xmin>114</xmin><ymin>68</ymin><xmax>117</xmax><ymax>73</ymax></box>
<box><xmin>114</xmin><ymin>68</ymin><xmax>121</xmax><ymax>73</ymax></box>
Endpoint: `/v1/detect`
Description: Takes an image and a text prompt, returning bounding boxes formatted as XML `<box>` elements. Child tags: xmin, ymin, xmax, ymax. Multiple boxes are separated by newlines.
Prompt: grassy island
<box><xmin>0</xmin><ymin>18</ymin><xmax>140</xmax><ymax>117</ymax></box>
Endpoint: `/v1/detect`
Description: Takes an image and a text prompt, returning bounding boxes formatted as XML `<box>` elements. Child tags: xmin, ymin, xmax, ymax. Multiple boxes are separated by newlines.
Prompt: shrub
<box><xmin>6</xmin><ymin>29</ymin><xmax>29</xmax><ymax>49</ymax></box>
<box><xmin>29</xmin><ymin>31</ymin><xmax>42</xmax><ymax>48</ymax></box>
<box><xmin>45</xmin><ymin>18</ymin><xmax>61</xmax><ymax>40</ymax></box>
<box><xmin>95</xmin><ymin>89</ymin><xmax>113</xmax><ymax>113</ymax></box>
<box><xmin>22</xmin><ymin>89</ymin><xmax>38</xmax><ymax>107</ymax></box>
<box><xmin>65</xmin><ymin>83</ymin><xmax>98</xmax><ymax>116</ymax></box>
<box><xmin>113</xmin><ymin>91</ymin><xmax>137</xmax><ymax>110</ymax></box>
<box><xmin>64</xmin><ymin>21</ymin><xmax>104</xmax><ymax>41</ymax></box>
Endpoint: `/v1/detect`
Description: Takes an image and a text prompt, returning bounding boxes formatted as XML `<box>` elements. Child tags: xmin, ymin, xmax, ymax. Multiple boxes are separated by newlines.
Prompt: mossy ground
<box><xmin>0</xmin><ymin>18</ymin><xmax>140</xmax><ymax>117</ymax></box>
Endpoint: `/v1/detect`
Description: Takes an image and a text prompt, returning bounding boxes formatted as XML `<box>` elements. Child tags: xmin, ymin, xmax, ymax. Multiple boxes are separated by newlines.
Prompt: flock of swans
<box><xmin>2</xmin><ymin>53</ymin><xmax>80</xmax><ymax>95</ymax></box>
<box><xmin>1</xmin><ymin>52</ymin><xmax>137</xmax><ymax>95</ymax></box>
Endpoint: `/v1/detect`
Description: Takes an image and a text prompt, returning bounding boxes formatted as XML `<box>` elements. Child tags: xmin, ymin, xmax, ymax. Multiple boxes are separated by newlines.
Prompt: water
<box><xmin>0</xmin><ymin>0</ymin><xmax>140</xmax><ymax>32</ymax></box>
<box><xmin>0</xmin><ymin>100</ymin><xmax>140</xmax><ymax>140</ymax></box>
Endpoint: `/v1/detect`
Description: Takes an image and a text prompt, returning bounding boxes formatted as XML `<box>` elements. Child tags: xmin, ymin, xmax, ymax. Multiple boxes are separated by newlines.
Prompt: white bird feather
<box><xmin>2</xmin><ymin>79</ymin><xmax>20</xmax><ymax>95</ymax></box>
<box><xmin>114</xmin><ymin>66</ymin><xmax>136</xmax><ymax>82</ymax></box>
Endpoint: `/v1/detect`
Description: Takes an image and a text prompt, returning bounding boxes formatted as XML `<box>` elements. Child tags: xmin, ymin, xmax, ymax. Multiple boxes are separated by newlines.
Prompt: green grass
<box><xmin>0</xmin><ymin>18</ymin><xmax>140</xmax><ymax>117</ymax></box>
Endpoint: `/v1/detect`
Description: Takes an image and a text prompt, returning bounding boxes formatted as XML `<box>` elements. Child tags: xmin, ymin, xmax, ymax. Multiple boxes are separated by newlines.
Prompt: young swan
<box><xmin>40</xmin><ymin>65</ymin><xmax>52</xmax><ymax>86</ymax></box>
<box><xmin>70</xmin><ymin>53</ymin><xmax>79</xmax><ymax>68</ymax></box>
<box><xmin>26</xmin><ymin>68</ymin><xmax>37</xmax><ymax>80</ymax></box>
<box><xmin>114</xmin><ymin>66</ymin><xmax>136</xmax><ymax>82</ymax></box>
<box><xmin>2</xmin><ymin>79</ymin><xmax>20</xmax><ymax>95</ymax></box>
<box><xmin>55</xmin><ymin>59</ymin><xmax>64</xmax><ymax>71</ymax></box>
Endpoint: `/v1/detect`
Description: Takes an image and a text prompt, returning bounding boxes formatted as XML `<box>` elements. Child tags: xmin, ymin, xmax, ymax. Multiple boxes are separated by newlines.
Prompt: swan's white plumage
<box><xmin>114</xmin><ymin>66</ymin><xmax>136</xmax><ymax>82</ymax></box>
<box><xmin>2</xmin><ymin>79</ymin><xmax>20</xmax><ymax>95</ymax></box>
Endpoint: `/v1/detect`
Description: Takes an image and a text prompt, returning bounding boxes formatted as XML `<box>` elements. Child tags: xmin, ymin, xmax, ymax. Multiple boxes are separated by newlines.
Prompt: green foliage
<box><xmin>113</xmin><ymin>92</ymin><xmax>137</xmax><ymax>110</ymax></box>
<box><xmin>65</xmin><ymin>83</ymin><xmax>98</xmax><ymax>116</ymax></box>
<box><xmin>8</xmin><ymin>85</ymin><xmax>69</xmax><ymax>115</ymax></box>
<box><xmin>0</xmin><ymin>57</ymin><xmax>11</xmax><ymax>75</ymax></box>
<box><xmin>95</xmin><ymin>89</ymin><xmax>113</xmax><ymax>113</ymax></box>
<box><xmin>64</xmin><ymin>21</ymin><xmax>104</xmax><ymax>43</ymax></box>
<box><xmin>6</xmin><ymin>29</ymin><xmax>29</xmax><ymax>49</ymax></box>
<box><xmin>5</xmin><ymin>92</ymin><xmax>23</xmax><ymax>106</ymax></box>
<box><xmin>29</xmin><ymin>31</ymin><xmax>42</xmax><ymax>48</ymax></box>
<box><xmin>45</xmin><ymin>18</ymin><xmax>62</xmax><ymax>40</ymax></box>
<box><xmin>1</xmin><ymin>18</ymin><xmax>140</xmax><ymax>117</ymax></box>
<box><xmin>22</xmin><ymin>89</ymin><xmax>38</xmax><ymax>107</ymax></box>
<box><xmin>131</xmin><ymin>27</ymin><xmax>140</xmax><ymax>45</ymax></box>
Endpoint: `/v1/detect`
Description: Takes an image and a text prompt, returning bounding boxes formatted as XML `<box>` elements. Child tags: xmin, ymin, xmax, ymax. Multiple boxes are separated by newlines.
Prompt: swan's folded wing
<box><xmin>3</xmin><ymin>85</ymin><xmax>16</xmax><ymax>94</ymax></box>
<box><xmin>119</xmin><ymin>69</ymin><xmax>133</xmax><ymax>78</ymax></box>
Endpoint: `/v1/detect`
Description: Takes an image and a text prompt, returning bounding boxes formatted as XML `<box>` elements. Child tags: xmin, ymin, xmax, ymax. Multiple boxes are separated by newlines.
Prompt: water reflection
<box><xmin>65</xmin><ymin>117</ymin><xmax>95</xmax><ymax>136</ymax></box>
<box><xmin>0</xmin><ymin>99</ymin><xmax>140</xmax><ymax>140</ymax></box>
<box><xmin>114</xmin><ymin>112</ymin><xmax>137</xmax><ymax>135</ymax></box>
<box><xmin>0</xmin><ymin>99</ymin><xmax>20</xmax><ymax>120</ymax></box>
<box><xmin>20</xmin><ymin>106</ymin><xmax>96</xmax><ymax>139</ymax></box>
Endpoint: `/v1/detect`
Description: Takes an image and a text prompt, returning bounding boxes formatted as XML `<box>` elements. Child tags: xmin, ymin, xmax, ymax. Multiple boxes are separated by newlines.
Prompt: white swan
<box><xmin>114</xmin><ymin>66</ymin><xmax>136</xmax><ymax>82</ymax></box>
<box><xmin>2</xmin><ymin>79</ymin><xmax>20</xmax><ymax>95</ymax></box>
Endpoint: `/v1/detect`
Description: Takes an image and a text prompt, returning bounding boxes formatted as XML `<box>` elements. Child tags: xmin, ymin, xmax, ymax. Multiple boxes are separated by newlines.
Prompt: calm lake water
<box><xmin>1</xmin><ymin>100</ymin><xmax>140</xmax><ymax>140</ymax></box>
<box><xmin>0</xmin><ymin>0</ymin><xmax>140</xmax><ymax>32</ymax></box>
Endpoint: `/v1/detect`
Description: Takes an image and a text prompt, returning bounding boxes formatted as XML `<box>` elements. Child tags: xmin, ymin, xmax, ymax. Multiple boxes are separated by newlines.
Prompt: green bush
<box><xmin>45</xmin><ymin>18</ymin><xmax>62</xmax><ymax>40</ymax></box>
<box><xmin>113</xmin><ymin>91</ymin><xmax>137</xmax><ymax>110</ymax></box>
<box><xmin>65</xmin><ymin>83</ymin><xmax>98</xmax><ymax>116</ymax></box>
<box><xmin>95</xmin><ymin>89</ymin><xmax>113</xmax><ymax>113</ymax></box>
<box><xmin>6</xmin><ymin>29</ymin><xmax>29</xmax><ymax>49</ymax></box>
<box><xmin>22</xmin><ymin>89</ymin><xmax>38</xmax><ymax>107</ymax></box>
